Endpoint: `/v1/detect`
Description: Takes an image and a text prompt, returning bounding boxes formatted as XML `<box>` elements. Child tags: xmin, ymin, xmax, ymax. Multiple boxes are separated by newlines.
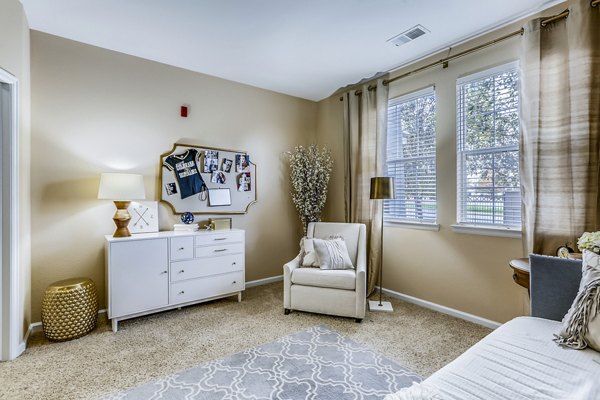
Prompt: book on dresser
<box><xmin>104</xmin><ymin>229</ymin><xmax>245</xmax><ymax>332</ymax></box>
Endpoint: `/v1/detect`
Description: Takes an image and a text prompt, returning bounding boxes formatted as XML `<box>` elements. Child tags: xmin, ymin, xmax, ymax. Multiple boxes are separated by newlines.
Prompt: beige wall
<box><xmin>316</xmin><ymin>96</ymin><xmax>345</xmax><ymax>222</ymax></box>
<box><xmin>316</xmin><ymin>7</ymin><xmax>566</xmax><ymax>323</ymax></box>
<box><xmin>0</xmin><ymin>0</ymin><xmax>31</xmax><ymax>344</ymax></box>
<box><xmin>30</xmin><ymin>32</ymin><xmax>317</xmax><ymax>322</ymax></box>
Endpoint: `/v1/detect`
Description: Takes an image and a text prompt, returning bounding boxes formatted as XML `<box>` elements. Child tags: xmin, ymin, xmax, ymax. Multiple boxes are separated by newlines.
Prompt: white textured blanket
<box><xmin>423</xmin><ymin>317</ymin><xmax>600</xmax><ymax>400</ymax></box>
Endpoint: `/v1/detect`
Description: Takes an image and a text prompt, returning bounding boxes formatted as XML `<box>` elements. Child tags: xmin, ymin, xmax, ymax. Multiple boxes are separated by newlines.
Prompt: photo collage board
<box><xmin>160</xmin><ymin>143</ymin><xmax>256</xmax><ymax>214</ymax></box>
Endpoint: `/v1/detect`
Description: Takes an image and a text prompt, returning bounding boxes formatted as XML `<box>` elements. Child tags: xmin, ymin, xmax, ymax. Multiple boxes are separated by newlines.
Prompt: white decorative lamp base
<box><xmin>369</xmin><ymin>300</ymin><xmax>394</xmax><ymax>312</ymax></box>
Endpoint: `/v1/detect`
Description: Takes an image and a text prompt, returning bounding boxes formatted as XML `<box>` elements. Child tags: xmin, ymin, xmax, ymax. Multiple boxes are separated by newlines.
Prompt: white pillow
<box><xmin>313</xmin><ymin>237</ymin><xmax>354</xmax><ymax>270</ymax></box>
<box><xmin>299</xmin><ymin>237</ymin><xmax>319</xmax><ymax>267</ymax></box>
<box><xmin>555</xmin><ymin>250</ymin><xmax>600</xmax><ymax>351</ymax></box>
<box><xmin>587</xmin><ymin>306</ymin><xmax>600</xmax><ymax>352</ymax></box>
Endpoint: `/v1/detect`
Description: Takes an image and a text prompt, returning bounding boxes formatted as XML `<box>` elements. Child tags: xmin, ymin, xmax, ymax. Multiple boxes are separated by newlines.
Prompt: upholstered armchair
<box><xmin>283</xmin><ymin>222</ymin><xmax>367</xmax><ymax>322</ymax></box>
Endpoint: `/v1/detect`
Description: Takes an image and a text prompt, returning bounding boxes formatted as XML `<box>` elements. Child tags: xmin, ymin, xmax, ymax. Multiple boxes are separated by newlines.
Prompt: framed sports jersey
<box><xmin>160</xmin><ymin>143</ymin><xmax>257</xmax><ymax>215</ymax></box>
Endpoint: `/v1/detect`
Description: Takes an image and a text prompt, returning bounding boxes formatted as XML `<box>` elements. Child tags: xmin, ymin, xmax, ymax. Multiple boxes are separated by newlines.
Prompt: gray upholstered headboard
<box><xmin>529</xmin><ymin>254</ymin><xmax>582</xmax><ymax>321</ymax></box>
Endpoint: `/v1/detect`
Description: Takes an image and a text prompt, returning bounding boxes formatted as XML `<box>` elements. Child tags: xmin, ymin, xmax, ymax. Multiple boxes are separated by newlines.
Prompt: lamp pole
<box><xmin>369</xmin><ymin>176</ymin><xmax>395</xmax><ymax>312</ymax></box>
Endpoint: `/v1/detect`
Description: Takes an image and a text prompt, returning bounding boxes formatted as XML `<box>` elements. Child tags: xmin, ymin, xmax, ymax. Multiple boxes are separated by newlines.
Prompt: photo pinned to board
<box><xmin>236</xmin><ymin>154</ymin><xmax>250</xmax><ymax>172</ymax></box>
<box><xmin>211</xmin><ymin>171</ymin><xmax>226</xmax><ymax>184</ymax></box>
<box><xmin>165</xmin><ymin>182</ymin><xmax>178</xmax><ymax>196</ymax></box>
<box><xmin>238</xmin><ymin>172</ymin><xmax>251</xmax><ymax>192</ymax></box>
<box><xmin>208</xmin><ymin>188</ymin><xmax>232</xmax><ymax>207</ymax></box>
<box><xmin>221</xmin><ymin>158</ymin><xmax>233</xmax><ymax>173</ymax></box>
<box><xmin>203</xmin><ymin>150</ymin><xmax>219</xmax><ymax>173</ymax></box>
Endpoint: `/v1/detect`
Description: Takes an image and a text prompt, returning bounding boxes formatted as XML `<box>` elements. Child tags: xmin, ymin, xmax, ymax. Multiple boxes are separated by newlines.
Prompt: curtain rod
<box><xmin>540</xmin><ymin>10</ymin><xmax>569</xmax><ymax>27</ymax></box>
<box><xmin>339</xmin><ymin>28</ymin><xmax>523</xmax><ymax>100</ymax></box>
<box><xmin>339</xmin><ymin>1</ymin><xmax>597</xmax><ymax>101</ymax></box>
<box><xmin>385</xmin><ymin>28</ymin><xmax>523</xmax><ymax>87</ymax></box>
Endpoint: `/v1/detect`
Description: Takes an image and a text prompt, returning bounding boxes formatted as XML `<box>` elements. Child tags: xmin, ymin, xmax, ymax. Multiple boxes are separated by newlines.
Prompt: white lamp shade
<box><xmin>98</xmin><ymin>173</ymin><xmax>146</xmax><ymax>200</ymax></box>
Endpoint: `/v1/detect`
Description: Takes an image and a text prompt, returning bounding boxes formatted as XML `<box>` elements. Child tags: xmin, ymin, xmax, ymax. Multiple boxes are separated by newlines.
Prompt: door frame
<box><xmin>0</xmin><ymin>67</ymin><xmax>21</xmax><ymax>361</ymax></box>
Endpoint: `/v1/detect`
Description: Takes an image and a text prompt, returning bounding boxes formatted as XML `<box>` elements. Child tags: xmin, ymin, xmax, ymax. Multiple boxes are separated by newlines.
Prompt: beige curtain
<box><xmin>342</xmin><ymin>77</ymin><xmax>389</xmax><ymax>295</ymax></box>
<box><xmin>520</xmin><ymin>0</ymin><xmax>600</xmax><ymax>255</ymax></box>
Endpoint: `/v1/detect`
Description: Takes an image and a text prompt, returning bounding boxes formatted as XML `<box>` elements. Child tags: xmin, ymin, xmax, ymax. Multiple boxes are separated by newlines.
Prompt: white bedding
<box><xmin>424</xmin><ymin>317</ymin><xmax>600</xmax><ymax>400</ymax></box>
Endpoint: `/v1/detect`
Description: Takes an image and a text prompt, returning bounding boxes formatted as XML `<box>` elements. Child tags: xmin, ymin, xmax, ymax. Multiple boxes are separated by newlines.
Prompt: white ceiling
<box><xmin>21</xmin><ymin>0</ymin><xmax>562</xmax><ymax>101</ymax></box>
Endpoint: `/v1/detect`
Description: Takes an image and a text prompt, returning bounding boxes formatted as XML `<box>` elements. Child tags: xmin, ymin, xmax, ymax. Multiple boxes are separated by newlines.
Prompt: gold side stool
<box><xmin>41</xmin><ymin>278</ymin><xmax>99</xmax><ymax>341</ymax></box>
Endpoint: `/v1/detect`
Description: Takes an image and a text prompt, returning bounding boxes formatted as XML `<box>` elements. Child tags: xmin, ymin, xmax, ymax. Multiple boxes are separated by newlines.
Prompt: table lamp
<box><xmin>369</xmin><ymin>176</ymin><xmax>395</xmax><ymax>312</ymax></box>
<box><xmin>98</xmin><ymin>173</ymin><xmax>146</xmax><ymax>237</ymax></box>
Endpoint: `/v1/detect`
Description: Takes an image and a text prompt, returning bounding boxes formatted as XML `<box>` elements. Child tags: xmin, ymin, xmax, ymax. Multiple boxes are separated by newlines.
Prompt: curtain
<box><xmin>343</xmin><ymin>77</ymin><xmax>389</xmax><ymax>295</ymax></box>
<box><xmin>520</xmin><ymin>0</ymin><xmax>600</xmax><ymax>255</ymax></box>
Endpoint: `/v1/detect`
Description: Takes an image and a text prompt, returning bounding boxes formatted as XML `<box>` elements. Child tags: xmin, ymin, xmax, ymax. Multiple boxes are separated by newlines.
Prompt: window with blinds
<box><xmin>385</xmin><ymin>87</ymin><xmax>437</xmax><ymax>223</ymax></box>
<box><xmin>456</xmin><ymin>62</ymin><xmax>521</xmax><ymax>228</ymax></box>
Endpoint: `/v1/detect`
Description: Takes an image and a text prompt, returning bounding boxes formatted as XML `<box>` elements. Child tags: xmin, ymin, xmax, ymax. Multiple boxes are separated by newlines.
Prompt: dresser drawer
<box><xmin>195</xmin><ymin>243</ymin><xmax>244</xmax><ymax>258</ymax></box>
<box><xmin>195</xmin><ymin>231</ymin><xmax>244</xmax><ymax>246</ymax></box>
<box><xmin>170</xmin><ymin>255</ymin><xmax>243</xmax><ymax>282</ymax></box>
<box><xmin>170</xmin><ymin>236</ymin><xmax>194</xmax><ymax>260</ymax></box>
<box><xmin>170</xmin><ymin>272</ymin><xmax>244</xmax><ymax>304</ymax></box>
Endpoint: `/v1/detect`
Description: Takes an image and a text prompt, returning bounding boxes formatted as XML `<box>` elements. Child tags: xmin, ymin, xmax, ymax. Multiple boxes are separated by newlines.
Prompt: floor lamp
<box><xmin>369</xmin><ymin>176</ymin><xmax>394</xmax><ymax>312</ymax></box>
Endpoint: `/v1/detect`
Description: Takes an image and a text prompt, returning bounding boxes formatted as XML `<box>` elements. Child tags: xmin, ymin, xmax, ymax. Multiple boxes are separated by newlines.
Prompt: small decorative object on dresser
<box><xmin>105</xmin><ymin>229</ymin><xmax>245</xmax><ymax>332</ymax></box>
<box><xmin>210</xmin><ymin>217</ymin><xmax>232</xmax><ymax>230</ymax></box>
<box><xmin>180</xmin><ymin>211</ymin><xmax>194</xmax><ymax>224</ymax></box>
<box><xmin>128</xmin><ymin>201</ymin><xmax>159</xmax><ymax>234</ymax></box>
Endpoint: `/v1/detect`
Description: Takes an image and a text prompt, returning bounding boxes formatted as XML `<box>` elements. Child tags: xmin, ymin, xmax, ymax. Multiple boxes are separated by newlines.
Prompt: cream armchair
<box><xmin>283</xmin><ymin>222</ymin><xmax>367</xmax><ymax>322</ymax></box>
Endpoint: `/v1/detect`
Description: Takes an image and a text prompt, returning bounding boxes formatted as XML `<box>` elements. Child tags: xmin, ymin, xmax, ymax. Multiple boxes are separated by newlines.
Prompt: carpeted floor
<box><xmin>103</xmin><ymin>325</ymin><xmax>422</xmax><ymax>399</ymax></box>
<box><xmin>0</xmin><ymin>282</ymin><xmax>491</xmax><ymax>400</ymax></box>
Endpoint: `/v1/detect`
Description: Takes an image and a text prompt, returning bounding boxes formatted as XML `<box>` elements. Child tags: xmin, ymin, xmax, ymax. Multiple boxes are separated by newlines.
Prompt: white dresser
<box><xmin>105</xmin><ymin>229</ymin><xmax>245</xmax><ymax>332</ymax></box>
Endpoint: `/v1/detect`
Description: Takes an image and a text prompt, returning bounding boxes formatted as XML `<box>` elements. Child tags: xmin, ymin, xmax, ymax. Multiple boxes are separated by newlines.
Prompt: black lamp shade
<box><xmin>370</xmin><ymin>177</ymin><xmax>395</xmax><ymax>200</ymax></box>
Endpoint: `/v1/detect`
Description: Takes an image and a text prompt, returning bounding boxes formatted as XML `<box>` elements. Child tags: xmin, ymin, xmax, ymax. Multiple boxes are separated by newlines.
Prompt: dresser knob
<box><xmin>232</xmin><ymin>262</ymin><xmax>236</xmax><ymax>265</ymax></box>
<box><xmin>178</xmin><ymin>247</ymin><xmax>185</xmax><ymax>251</ymax></box>
<box><xmin>179</xmin><ymin>269</ymin><xmax>185</xmax><ymax>274</ymax></box>
<box><xmin>161</xmin><ymin>270</ymin><xmax>168</xmax><ymax>275</ymax></box>
<box><xmin>214</xmin><ymin>249</ymin><xmax>227</xmax><ymax>252</ymax></box>
<box><xmin>232</xmin><ymin>281</ymin><xmax>237</xmax><ymax>284</ymax></box>
<box><xmin>179</xmin><ymin>290</ymin><xmax>185</xmax><ymax>295</ymax></box>
<box><xmin>214</xmin><ymin>238</ymin><xmax>227</xmax><ymax>241</ymax></box>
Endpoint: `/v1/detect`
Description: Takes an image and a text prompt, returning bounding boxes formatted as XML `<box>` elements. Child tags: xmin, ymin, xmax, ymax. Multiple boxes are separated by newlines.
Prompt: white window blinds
<box><xmin>456</xmin><ymin>62</ymin><xmax>521</xmax><ymax>228</ymax></box>
<box><xmin>385</xmin><ymin>86</ymin><xmax>437</xmax><ymax>223</ymax></box>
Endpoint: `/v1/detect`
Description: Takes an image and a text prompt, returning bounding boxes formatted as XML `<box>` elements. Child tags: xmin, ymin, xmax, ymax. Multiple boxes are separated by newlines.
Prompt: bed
<box><xmin>389</xmin><ymin>254</ymin><xmax>600</xmax><ymax>400</ymax></box>
<box><xmin>425</xmin><ymin>316</ymin><xmax>600</xmax><ymax>399</ymax></box>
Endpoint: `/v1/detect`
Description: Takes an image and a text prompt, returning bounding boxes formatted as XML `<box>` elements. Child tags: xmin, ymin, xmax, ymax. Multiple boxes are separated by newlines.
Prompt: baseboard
<box><xmin>24</xmin><ymin>278</ymin><xmax>283</xmax><ymax>343</ymax></box>
<box><xmin>380</xmin><ymin>287</ymin><xmax>501</xmax><ymax>330</ymax></box>
<box><xmin>245</xmin><ymin>275</ymin><xmax>283</xmax><ymax>288</ymax></box>
<box><xmin>17</xmin><ymin>340</ymin><xmax>26</xmax><ymax>356</ymax></box>
<box><xmin>26</xmin><ymin>309</ymin><xmax>108</xmax><ymax>339</ymax></box>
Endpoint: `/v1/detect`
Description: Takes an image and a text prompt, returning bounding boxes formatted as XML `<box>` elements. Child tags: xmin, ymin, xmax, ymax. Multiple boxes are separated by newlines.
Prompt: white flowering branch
<box><xmin>285</xmin><ymin>144</ymin><xmax>333</xmax><ymax>234</ymax></box>
<box><xmin>578</xmin><ymin>232</ymin><xmax>600</xmax><ymax>254</ymax></box>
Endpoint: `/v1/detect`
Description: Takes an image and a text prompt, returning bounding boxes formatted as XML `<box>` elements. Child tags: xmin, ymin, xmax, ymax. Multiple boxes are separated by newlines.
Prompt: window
<box><xmin>385</xmin><ymin>87</ymin><xmax>437</xmax><ymax>224</ymax></box>
<box><xmin>456</xmin><ymin>62</ymin><xmax>520</xmax><ymax>229</ymax></box>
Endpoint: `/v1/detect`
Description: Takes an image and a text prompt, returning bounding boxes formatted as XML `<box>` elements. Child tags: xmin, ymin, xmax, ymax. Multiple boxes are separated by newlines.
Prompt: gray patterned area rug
<box><xmin>103</xmin><ymin>325</ymin><xmax>421</xmax><ymax>400</ymax></box>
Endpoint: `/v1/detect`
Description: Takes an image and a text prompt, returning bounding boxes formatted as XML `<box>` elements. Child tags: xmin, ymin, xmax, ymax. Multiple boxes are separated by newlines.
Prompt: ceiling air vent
<box><xmin>387</xmin><ymin>25</ymin><xmax>429</xmax><ymax>47</ymax></box>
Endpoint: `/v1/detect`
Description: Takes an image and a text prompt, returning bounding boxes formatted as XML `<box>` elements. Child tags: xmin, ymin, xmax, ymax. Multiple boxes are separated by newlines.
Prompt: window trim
<box><xmin>386</xmin><ymin>220</ymin><xmax>441</xmax><ymax>232</ymax></box>
<box><xmin>389</xmin><ymin>85</ymin><xmax>435</xmax><ymax>107</ymax></box>
<box><xmin>456</xmin><ymin>61</ymin><xmax>519</xmax><ymax>85</ymax></box>
<box><xmin>451</xmin><ymin>224</ymin><xmax>521</xmax><ymax>238</ymax></box>
<box><xmin>455</xmin><ymin>60</ymin><xmax>521</xmax><ymax>231</ymax></box>
<box><xmin>385</xmin><ymin>85</ymin><xmax>437</xmax><ymax>226</ymax></box>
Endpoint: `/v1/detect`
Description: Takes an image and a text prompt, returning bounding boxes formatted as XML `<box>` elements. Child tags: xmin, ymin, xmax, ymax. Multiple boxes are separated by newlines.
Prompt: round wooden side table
<box><xmin>41</xmin><ymin>278</ymin><xmax>99</xmax><ymax>342</ymax></box>
<box><xmin>509</xmin><ymin>258</ymin><xmax>530</xmax><ymax>290</ymax></box>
